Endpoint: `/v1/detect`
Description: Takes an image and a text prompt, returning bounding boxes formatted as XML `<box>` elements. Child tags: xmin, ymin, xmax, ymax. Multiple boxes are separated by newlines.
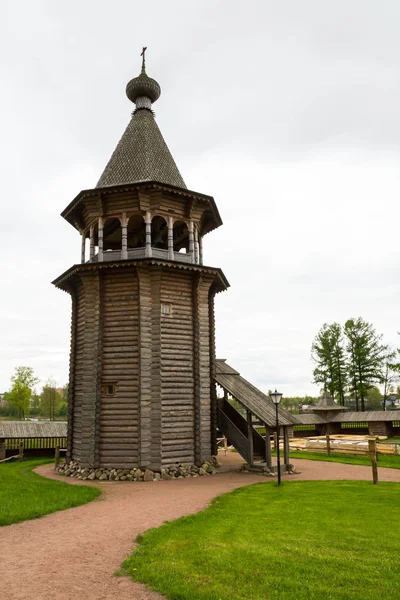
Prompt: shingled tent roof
<box><xmin>310</xmin><ymin>391</ymin><xmax>348</xmax><ymax>412</ymax></box>
<box><xmin>96</xmin><ymin>57</ymin><xmax>186</xmax><ymax>190</ymax></box>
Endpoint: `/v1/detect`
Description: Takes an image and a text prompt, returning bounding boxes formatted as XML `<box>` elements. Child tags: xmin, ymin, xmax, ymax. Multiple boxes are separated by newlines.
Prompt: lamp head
<box><xmin>270</xmin><ymin>389</ymin><xmax>283</xmax><ymax>405</ymax></box>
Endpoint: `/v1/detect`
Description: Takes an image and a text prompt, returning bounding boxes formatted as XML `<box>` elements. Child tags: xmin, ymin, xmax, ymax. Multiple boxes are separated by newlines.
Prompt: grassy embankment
<box><xmin>0</xmin><ymin>458</ymin><xmax>100</xmax><ymax>526</ymax></box>
<box><xmin>122</xmin><ymin>480</ymin><xmax>400</xmax><ymax>600</ymax></box>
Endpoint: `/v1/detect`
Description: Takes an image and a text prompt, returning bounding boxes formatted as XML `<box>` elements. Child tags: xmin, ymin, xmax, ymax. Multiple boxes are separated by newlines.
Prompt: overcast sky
<box><xmin>1</xmin><ymin>1</ymin><xmax>399</xmax><ymax>396</ymax></box>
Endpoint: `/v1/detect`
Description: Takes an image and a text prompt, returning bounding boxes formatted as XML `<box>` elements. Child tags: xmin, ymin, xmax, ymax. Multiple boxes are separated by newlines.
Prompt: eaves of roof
<box><xmin>61</xmin><ymin>180</ymin><xmax>222</xmax><ymax>231</ymax></box>
<box><xmin>52</xmin><ymin>257</ymin><xmax>230</xmax><ymax>293</ymax></box>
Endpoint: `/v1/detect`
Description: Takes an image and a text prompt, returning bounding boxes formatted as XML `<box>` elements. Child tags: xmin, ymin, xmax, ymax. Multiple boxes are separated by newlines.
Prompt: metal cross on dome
<box><xmin>141</xmin><ymin>46</ymin><xmax>147</xmax><ymax>71</ymax></box>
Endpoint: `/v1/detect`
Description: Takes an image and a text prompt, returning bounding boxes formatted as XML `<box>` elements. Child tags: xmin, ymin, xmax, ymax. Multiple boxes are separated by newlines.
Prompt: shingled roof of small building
<box><xmin>310</xmin><ymin>391</ymin><xmax>348</xmax><ymax>412</ymax></box>
<box><xmin>96</xmin><ymin>50</ymin><xmax>186</xmax><ymax>190</ymax></box>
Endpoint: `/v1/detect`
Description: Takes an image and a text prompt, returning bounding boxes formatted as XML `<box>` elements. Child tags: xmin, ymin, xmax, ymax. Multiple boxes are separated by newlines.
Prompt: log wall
<box><xmin>67</xmin><ymin>263</ymin><xmax>218</xmax><ymax>470</ymax></box>
<box><xmin>368</xmin><ymin>421</ymin><xmax>389</xmax><ymax>437</ymax></box>
<box><xmin>160</xmin><ymin>270</ymin><xmax>195</xmax><ymax>466</ymax></box>
<box><xmin>99</xmin><ymin>269</ymin><xmax>139</xmax><ymax>468</ymax></box>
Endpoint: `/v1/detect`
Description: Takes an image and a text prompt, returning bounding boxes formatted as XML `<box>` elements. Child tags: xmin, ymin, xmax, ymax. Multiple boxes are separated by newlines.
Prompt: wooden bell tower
<box><xmin>53</xmin><ymin>52</ymin><xmax>228</xmax><ymax>471</ymax></box>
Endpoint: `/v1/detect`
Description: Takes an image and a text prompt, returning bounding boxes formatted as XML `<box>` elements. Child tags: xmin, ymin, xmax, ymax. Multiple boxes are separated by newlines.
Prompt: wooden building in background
<box><xmin>53</xmin><ymin>55</ymin><xmax>229</xmax><ymax>471</ymax></box>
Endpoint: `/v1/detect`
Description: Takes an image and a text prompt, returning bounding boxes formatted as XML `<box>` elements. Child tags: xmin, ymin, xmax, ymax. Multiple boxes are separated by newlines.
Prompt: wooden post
<box><xmin>81</xmin><ymin>232</ymin><xmax>86</xmax><ymax>264</ymax></box>
<box><xmin>98</xmin><ymin>217</ymin><xmax>103</xmax><ymax>262</ymax></box>
<box><xmin>188</xmin><ymin>221</ymin><xmax>195</xmax><ymax>263</ymax></box>
<box><xmin>368</xmin><ymin>438</ymin><xmax>378</xmax><ymax>485</ymax></box>
<box><xmin>264</xmin><ymin>424</ymin><xmax>272</xmax><ymax>468</ymax></box>
<box><xmin>168</xmin><ymin>216</ymin><xmax>174</xmax><ymax>260</ymax></box>
<box><xmin>55</xmin><ymin>445</ymin><xmax>60</xmax><ymax>470</ymax></box>
<box><xmin>19</xmin><ymin>441</ymin><xmax>24</xmax><ymax>462</ymax></box>
<box><xmin>247</xmin><ymin>410</ymin><xmax>254</xmax><ymax>465</ymax></box>
<box><xmin>283</xmin><ymin>427</ymin><xmax>290</xmax><ymax>469</ymax></box>
<box><xmin>194</xmin><ymin>226</ymin><xmax>199</xmax><ymax>264</ymax></box>
<box><xmin>326</xmin><ymin>434</ymin><xmax>331</xmax><ymax>457</ymax></box>
<box><xmin>199</xmin><ymin>236</ymin><xmax>203</xmax><ymax>265</ymax></box>
<box><xmin>89</xmin><ymin>225</ymin><xmax>95</xmax><ymax>260</ymax></box>
<box><xmin>223</xmin><ymin>435</ymin><xmax>228</xmax><ymax>456</ymax></box>
<box><xmin>121</xmin><ymin>213</ymin><xmax>128</xmax><ymax>259</ymax></box>
<box><xmin>0</xmin><ymin>441</ymin><xmax>6</xmax><ymax>461</ymax></box>
<box><xmin>145</xmin><ymin>212</ymin><xmax>152</xmax><ymax>257</ymax></box>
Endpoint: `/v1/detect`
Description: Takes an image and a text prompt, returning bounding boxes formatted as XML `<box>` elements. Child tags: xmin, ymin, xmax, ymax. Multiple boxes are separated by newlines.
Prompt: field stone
<box><xmin>143</xmin><ymin>469</ymin><xmax>154</xmax><ymax>482</ymax></box>
<box><xmin>88</xmin><ymin>472</ymin><xmax>96</xmax><ymax>480</ymax></box>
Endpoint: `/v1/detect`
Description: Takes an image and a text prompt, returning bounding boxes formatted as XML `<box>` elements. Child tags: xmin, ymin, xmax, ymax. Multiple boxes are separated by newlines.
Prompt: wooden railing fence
<box><xmin>1</xmin><ymin>437</ymin><xmax>67</xmax><ymax>451</ymax></box>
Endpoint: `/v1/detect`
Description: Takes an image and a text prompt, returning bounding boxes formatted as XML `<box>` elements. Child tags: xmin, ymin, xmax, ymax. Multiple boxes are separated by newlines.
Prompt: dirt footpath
<box><xmin>1</xmin><ymin>454</ymin><xmax>399</xmax><ymax>600</ymax></box>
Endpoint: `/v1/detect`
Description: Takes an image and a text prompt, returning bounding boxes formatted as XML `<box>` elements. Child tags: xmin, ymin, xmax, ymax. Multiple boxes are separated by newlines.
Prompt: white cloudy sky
<box><xmin>1</xmin><ymin>1</ymin><xmax>399</xmax><ymax>396</ymax></box>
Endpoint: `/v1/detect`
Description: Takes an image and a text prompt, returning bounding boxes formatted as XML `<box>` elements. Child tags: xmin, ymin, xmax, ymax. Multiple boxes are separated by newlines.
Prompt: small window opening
<box><xmin>161</xmin><ymin>303</ymin><xmax>172</xmax><ymax>316</ymax></box>
<box><xmin>105</xmin><ymin>384</ymin><xmax>115</xmax><ymax>396</ymax></box>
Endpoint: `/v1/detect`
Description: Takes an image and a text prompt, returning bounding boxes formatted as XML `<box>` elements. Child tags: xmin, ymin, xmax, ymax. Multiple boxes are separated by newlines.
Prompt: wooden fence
<box><xmin>0</xmin><ymin>437</ymin><xmax>67</xmax><ymax>459</ymax></box>
<box><xmin>288</xmin><ymin>434</ymin><xmax>400</xmax><ymax>456</ymax></box>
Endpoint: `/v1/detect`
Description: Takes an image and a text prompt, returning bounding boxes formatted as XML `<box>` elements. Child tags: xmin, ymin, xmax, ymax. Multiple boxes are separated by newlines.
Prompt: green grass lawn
<box><xmin>0</xmin><ymin>458</ymin><xmax>100</xmax><ymax>526</ymax></box>
<box><xmin>122</xmin><ymin>480</ymin><xmax>400</xmax><ymax>600</ymax></box>
<box><xmin>282</xmin><ymin>450</ymin><xmax>400</xmax><ymax>469</ymax></box>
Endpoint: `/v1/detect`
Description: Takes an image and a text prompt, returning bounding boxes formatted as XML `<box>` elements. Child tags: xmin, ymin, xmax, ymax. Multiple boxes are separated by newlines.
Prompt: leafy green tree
<box><xmin>311</xmin><ymin>323</ymin><xmax>347</xmax><ymax>404</ymax></box>
<box><xmin>30</xmin><ymin>393</ymin><xmax>41</xmax><ymax>416</ymax></box>
<box><xmin>8</xmin><ymin>366</ymin><xmax>39</xmax><ymax>419</ymax></box>
<box><xmin>365</xmin><ymin>386</ymin><xmax>382</xmax><ymax>410</ymax></box>
<box><xmin>381</xmin><ymin>348</ymin><xmax>399</xmax><ymax>410</ymax></box>
<box><xmin>57</xmin><ymin>402</ymin><xmax>68</xmax><ymax>417</ymax></box>
<box><xmin>344</xmin><ymin>318</ymin><xmax>387</xmax><ymax>411</ymax></box>
<box><xmin>40</xmin><ymin>377</ymin><xmax>62</xmax><ymax>420</ymax></box>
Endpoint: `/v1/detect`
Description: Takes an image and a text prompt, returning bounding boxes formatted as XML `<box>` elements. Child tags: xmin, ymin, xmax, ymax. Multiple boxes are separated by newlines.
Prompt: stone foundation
<box><xmin>239</xmin><ymin>463</ymin><xmax>299</xmax><ymax>476</ymax></box>
<box><xmin>56</xmin><ymin>456</ymin><xmax>221</xmax><ymax>481</ymax></box>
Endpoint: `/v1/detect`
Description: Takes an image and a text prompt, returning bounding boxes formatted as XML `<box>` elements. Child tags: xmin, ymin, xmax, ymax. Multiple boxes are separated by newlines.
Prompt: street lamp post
<box><xmin>270</xmin><ymin>389</ymin><xmax>283</xmax><ymax>485</ymax></box>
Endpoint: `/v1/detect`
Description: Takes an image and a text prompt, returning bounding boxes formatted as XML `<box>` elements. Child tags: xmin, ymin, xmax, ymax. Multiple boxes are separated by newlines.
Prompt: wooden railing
<box><xmin>217</xmin><ymin>408</ymin><xmax>251</xmax><ymax>464</ymax></box>
<box><xmin>0</xmin><ymin>437</ymin><xmax>67</xmax><ymax>455</ymax></box>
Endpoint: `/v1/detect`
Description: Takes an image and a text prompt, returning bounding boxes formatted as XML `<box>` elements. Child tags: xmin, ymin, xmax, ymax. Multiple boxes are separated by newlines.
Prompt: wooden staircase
<box><xmin>214</xmin><ymin>359</ymin><xmax>296</xmax><ymax>469</ymax></box>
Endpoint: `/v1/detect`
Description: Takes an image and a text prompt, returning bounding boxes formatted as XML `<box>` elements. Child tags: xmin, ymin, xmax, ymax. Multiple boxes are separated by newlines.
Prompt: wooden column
<box><xmin>168</xmin><ymin>216</ymin><xmax>174</xmax><ymax>260</ymax></box>
<box><xmin>199</xmin><ymin>236</ymin><xmax>203</xmax><ymax>265</ymax></box>
<box><xmin>55</xmin><ymin>445</ymin><xmax>60</xmax><ymax>469</ymax></box>
<box><xmin>138</xmin><ymin>267</ymin><xmax>162</xmax><ymax>470</ymax></box>
<box><xmin>0</xmin><ymin>441</ymin><xmax>5</xmax><ymax>460</ymax></box>
<box><xmin>98</xmin><ymin>217</ymin><xmax>103</xmax><ymax>262</ymax></box>
<box><xmin>81</xmin><ymin>232</ymin><xmax>86</xmax><ymax>264</ymax></box>
<box><xmin>66</xmin><ymin>287</ymin><xmax>78</xmax><ymax>463</ymax></box>
<box><xmin>77</xmin><ymin>272</ymin><xmax>103</xmax><ymax>468</ymax></box>
<box><xmin>145</xmin><ymin>212</ymin><xmax>152</xmax><ymax>258</ymax></box>
<box><xmin>209</xmin><ymin>293</ymin><xmax>218</xmax><ymax>456</ymax></box>
<box><xmin>264</xmin><ymin>424</ymin><xmax>272</xmax><ymax>468</ymax></box>
<box><xmin>89</xmin><ymin>225</ymin><xmax>95</xmax><ymax>261</ymax></box>
<box><xmin>121</xmin><ymin>214</ymin><xmax>128</xmax><ymax>260</ymax></box>
<box><xmin>247</xmin><ymin>410</ymin><xmax>254</xmax><ymax>465</ymax></box>
<box><xmin>188</xmin><ymin>221</ymin><xmax>195</xmax><ymax>263</ymax></box>
<box><xmin>194</xmin><ymin>226</ymin><xmax>199</xmax><ymax>264</ymax></box>
<box><xmin>368</xmin><ymin>438</ymin><xmax>379</xmax><ymax>485</ymax></box>
<box><xmin>283</xmin><ymin>426</ymin><xmax>290</xmax><ymax>469</ymax></box>
<box><xmin>326</xmin><ymin>434</ymin><xmax>331</xmax><ymax>457</ymax></box>
<box><xmin>193</xmin><ymin>273</ymin><xmax>214</xmax><ymax>464</ymax></box>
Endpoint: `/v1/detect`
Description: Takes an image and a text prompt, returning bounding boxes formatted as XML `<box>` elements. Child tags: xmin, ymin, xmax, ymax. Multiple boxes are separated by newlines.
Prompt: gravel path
<box><xmin>1</xmin><ymin>453</ymin><xmax>399</xmax><ymax>600</ymax></box>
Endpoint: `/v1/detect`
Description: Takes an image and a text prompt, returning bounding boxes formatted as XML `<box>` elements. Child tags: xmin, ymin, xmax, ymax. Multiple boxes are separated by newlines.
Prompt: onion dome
<box><xmin>126</xmin><ymin>47</ymin><xmax>161</xmax><ymax>110</ymax></box>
